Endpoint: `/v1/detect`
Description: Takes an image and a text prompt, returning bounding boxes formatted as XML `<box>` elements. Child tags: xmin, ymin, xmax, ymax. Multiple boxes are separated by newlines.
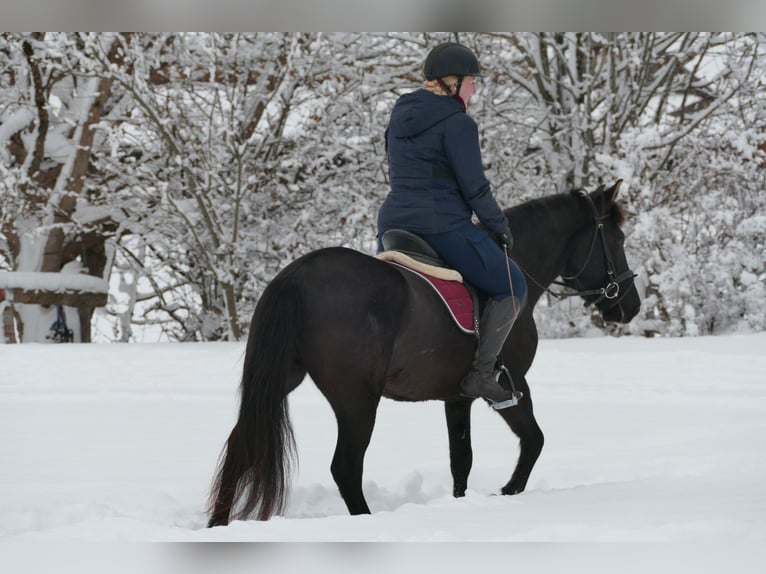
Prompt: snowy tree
<box><xmin>0</xmin><ymin>33</ymin><xmax>129</xmax><ymax>342</ymax></box>
<box><xmin>84</xmin><ymin>33</ymin><xmax>419</xmax><ymax>341</ymax></box>
<box><xmin>464</xmin><ymin>32</ymin><xmax>766</xmax><ymax>337</ymax></box>
<box><xmin>2</xmin><ymin>32</ymin><xmax>764</xmax><ymax>343</ymax></box>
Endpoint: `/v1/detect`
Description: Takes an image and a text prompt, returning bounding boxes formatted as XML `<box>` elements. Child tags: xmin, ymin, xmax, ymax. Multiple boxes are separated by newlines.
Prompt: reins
<box><xmin>509</xmin><ymin>190</ymin><xmax>637</xmax><ymax>310</ymax></box>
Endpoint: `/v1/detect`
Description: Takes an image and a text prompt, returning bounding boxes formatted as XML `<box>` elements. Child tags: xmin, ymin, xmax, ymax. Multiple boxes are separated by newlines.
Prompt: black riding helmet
<box><xmin>424</xmin><ymin>42</ymin><xmax>484</xmax><ymax>79</ymax></box>
<box><xmin>423</xmin><ymin>42</ymin><xmax>484</xmax><ymax>100</ymax></box>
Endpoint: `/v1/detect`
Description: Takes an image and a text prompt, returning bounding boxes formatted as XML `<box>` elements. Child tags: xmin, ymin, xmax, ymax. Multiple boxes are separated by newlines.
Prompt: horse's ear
<box><xmin>589</xmin><ymin>179</ymin><xmax>622</xmax><ymax>217</ymax></box>
<box><xmin>606</xmin><ymin>179</ymin><xmax>623</xmax><ymax>203</ymax></box>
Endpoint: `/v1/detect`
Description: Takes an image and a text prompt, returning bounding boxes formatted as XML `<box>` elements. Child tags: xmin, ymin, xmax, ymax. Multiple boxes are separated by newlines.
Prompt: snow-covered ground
<box><xmin>2</xmin><ymin>333</ymin><xmax>765</xmax><ymax>569</ymax></box>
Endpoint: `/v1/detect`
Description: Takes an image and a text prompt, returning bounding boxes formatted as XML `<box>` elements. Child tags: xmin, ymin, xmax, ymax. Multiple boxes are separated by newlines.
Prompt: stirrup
<box><xmin>489</xmin><ymin>365</ymin><xmax>523</xmax><ymax>410</ymax></box>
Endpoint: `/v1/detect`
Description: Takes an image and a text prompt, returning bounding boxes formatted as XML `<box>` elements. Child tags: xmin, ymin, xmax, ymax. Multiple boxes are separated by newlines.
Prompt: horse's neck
<box><xmin>508</xmin><ymin>195</ymin><xmax>590</xmax><ymax>308</ymax></box>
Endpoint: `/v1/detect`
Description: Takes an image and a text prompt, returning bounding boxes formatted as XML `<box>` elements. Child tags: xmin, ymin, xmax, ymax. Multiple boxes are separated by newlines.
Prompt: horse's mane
<box><xmin>504</xmin><ymin>192</ymin><xmax>578</xmax><ymax>234</ymax></box>
<box><xmin>505</xmin><ymin>188</ymin><xmax>625</xmax><ymax>230</ymax></box>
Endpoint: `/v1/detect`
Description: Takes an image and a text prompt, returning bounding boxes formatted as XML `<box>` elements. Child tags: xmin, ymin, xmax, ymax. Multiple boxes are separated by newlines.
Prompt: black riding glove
<box><xmin>494</xmin><ymin>229</ymin><xmax>513</xmax><ymax>252</ymax></box>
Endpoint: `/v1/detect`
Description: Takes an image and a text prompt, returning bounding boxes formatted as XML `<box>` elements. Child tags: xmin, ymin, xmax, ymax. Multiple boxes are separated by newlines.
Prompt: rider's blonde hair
<box><xmin>423</xmin><ymin>75</ymin><xmax>459</xmax><ymax>96</ymax></box>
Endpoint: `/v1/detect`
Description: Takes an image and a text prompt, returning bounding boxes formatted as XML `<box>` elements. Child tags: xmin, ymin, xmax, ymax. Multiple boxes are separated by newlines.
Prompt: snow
<box><xmin>0</xmin><ymin>108</ymin><xmax>34</xmax><ymax>147</ymax></box>
<box><xmin>1</xmin><ymin>333</ymin><xmax>765</xmax><ymax>565</ymax></box>
<box><xmin>0</xmin><ymin>271</ymin><xmax>108</xmax><ymax>293</ymax></box>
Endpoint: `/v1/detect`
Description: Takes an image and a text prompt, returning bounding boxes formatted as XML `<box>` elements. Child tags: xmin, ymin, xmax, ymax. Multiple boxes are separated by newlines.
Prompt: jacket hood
<box><xmin>387</xmin><ymin>89</ymin><xmax>465</xmax><ymax>139</ymax></box>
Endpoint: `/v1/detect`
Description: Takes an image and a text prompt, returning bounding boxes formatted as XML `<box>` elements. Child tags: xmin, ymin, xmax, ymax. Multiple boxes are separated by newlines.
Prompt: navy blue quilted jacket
<box><xmin>377</xmin><ymin>88</ymin><xmax>509</xmax><ymax>237</ymax></box>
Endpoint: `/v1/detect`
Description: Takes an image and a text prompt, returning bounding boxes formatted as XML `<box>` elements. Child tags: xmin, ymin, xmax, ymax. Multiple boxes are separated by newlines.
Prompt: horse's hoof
<box><xmin>207</xmin><ymin>516</ymin><xmax>229</xmax><ymax>528</ymax></box>
<box><xmin>453</xmin><ymin>487</ymin><xmax>466</xmax><ymax>498</ymax></box>
<box><xmin>500</xmin><ymin>485</ymin><xmax>524</xmax><ymax>496</ymax></box>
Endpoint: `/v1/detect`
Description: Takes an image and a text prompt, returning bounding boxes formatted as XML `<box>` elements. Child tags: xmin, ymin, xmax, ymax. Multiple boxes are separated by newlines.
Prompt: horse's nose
<box><xmin>621</xmin><ymin>301</ymin><xmax>641</xmax><ymax>323</ymax></box>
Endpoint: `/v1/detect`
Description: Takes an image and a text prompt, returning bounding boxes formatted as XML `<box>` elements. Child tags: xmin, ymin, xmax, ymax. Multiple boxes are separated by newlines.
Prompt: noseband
<box><xmin>516</xmin><ymin>190</ymin><xmax>637</xmax><ymax>311</ymax></box>
<box><xmin>553</xmin><ymin>190</ymin><xmax>637</xmax><ymax>310</ymax></box>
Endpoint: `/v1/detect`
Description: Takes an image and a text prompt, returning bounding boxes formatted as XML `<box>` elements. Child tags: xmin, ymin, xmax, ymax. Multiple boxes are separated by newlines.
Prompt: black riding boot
<box><xmin>460</xmin><ymin>296</ymin><xmax>522</xmax><ymax>406</ymax></box>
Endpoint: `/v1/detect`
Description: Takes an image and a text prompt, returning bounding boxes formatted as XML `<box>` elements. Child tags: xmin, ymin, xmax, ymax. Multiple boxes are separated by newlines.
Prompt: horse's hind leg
<box><xmin>445</xmin><ymin>400</ymin><xmax>474</xmax><ymax>497</ymax></box>
<box><xmin>321</xmin><ymin>381</ymin><xmax>381</xmax><ymax>515</ymax></box>
<box><xmin>495</xmin><ymin>375</ymin><xmax>544</xmax><ymax>495</ymax></box>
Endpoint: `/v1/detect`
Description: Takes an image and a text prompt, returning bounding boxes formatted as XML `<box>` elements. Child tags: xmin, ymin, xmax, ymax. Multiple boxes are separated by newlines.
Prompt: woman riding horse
<box><xmin>378</xmin><ymin>42</ymin><xmax>527</xmax><ymax>407</ymax></box>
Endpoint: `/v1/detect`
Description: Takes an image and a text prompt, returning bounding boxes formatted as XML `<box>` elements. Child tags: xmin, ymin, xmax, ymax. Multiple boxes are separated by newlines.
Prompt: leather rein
<box><xmin>520</xmin><ymin>190</ymin><xmax>637</xmax><ymax>310</ymax></box>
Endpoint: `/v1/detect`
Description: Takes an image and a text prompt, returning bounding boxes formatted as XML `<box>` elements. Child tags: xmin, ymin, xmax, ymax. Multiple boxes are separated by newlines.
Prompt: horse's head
<box><xmin>560</xmin><ymin>180</ymin><xmax>641</xmax><ymax>324</ymax></box>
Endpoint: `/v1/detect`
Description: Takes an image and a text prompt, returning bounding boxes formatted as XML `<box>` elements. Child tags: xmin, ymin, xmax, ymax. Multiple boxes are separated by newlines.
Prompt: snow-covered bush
<box><xmin>2</xmin><ymin>32</ymin><xmax>765</xmax><ymax>341</ymax></box>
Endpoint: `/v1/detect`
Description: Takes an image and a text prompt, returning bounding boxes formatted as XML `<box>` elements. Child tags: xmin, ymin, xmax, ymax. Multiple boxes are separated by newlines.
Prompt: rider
<box><xmin>377</xmin><ymin>42</ymin><xmax>528</xmax><ymax>407</ymax></box>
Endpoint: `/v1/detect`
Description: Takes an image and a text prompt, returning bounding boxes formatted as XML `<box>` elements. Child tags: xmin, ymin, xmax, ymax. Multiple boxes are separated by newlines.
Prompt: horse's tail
<box><xmin>207</xmin><ymin>273</ymin><xmax>303</xmax><ymax>526</ymax></box>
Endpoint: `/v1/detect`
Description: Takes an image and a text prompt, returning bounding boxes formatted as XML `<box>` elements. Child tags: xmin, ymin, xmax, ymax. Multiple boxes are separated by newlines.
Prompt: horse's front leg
<box><xmin>495</xmin><ymin>374</ymin><xmax>544</xmax><ymax>494</ymax></box>
<box><xmin>444</xmin><ymin>399</ymin><xmax>474</xmax><ymax>497</ymax></box>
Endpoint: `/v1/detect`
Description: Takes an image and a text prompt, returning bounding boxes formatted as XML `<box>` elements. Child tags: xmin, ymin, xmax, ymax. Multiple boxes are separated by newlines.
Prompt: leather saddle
<box><xmin>379</xmin><ymin>229</ymin><xmax>482</xmax><ymax>334</ymax></box>
<box><xmin>380</xmin><ymin>229</ymin><xmax>446</xmax><ymax>268</ymax></box>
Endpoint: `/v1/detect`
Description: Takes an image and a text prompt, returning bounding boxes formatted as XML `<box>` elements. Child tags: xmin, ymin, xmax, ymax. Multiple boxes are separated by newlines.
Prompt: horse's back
<box><xmin>285</xmin><ymin>247</ymin><xmax>406</xmax><ymax>309</ymax></box>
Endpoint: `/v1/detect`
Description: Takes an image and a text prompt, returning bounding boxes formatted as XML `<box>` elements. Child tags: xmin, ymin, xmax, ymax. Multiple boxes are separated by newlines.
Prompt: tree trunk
<box><xmin>36</xmin><ymin>38</ymin><xmax>120</xmax><ymax>342</ymax></box>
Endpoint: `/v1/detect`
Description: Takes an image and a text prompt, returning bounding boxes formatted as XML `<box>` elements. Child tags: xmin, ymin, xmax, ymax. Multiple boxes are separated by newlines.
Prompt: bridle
<box><xmin>520</xmin><ymin>190</ymin><xmax>637</xmax><ymax>311</ymax></box>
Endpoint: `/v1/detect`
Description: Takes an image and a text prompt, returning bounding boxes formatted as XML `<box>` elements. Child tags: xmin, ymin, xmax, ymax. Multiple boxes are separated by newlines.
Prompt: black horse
<box><xmin>207</xmin><ymin>180</ymin><xmax>640</xmax><ymax>526</ymax></box>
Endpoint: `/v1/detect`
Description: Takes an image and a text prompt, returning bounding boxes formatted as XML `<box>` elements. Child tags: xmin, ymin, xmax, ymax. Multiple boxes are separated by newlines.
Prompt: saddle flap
<box><xmin>378</xmin><ymin>229</ymin><xmax>479</xmax><ymax>335</ymax></box>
